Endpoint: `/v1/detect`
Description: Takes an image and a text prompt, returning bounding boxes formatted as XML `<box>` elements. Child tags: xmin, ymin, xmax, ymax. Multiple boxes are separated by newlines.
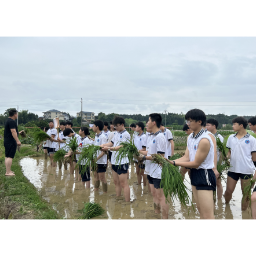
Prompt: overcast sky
<box><xmin>0</xmin><ymin>37</ymin><xmax>256</xmax><ymax>117</ymax></box>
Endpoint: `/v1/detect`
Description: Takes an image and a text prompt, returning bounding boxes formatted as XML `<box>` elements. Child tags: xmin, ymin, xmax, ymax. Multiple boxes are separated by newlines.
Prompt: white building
<box><xmin>43</xmin><ymin>109</ymin><xmax>71</xmax><ymax>121</ymax></box>
<box><xmin>77</xmin><ymin>111</ymin><xmax>95</xmax><ymax>122</ymax></box>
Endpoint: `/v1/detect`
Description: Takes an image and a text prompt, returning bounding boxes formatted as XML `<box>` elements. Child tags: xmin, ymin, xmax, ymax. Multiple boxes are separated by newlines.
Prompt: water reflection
<box><xmin>19</xmin><ymin>156</ymin><xmax>252</xmax><ymax>219</ymax></box>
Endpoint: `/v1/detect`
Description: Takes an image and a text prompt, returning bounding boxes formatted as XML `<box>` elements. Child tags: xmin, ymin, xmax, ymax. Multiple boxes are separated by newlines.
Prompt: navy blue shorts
<box><xmin>112</xmin><ymin>164</ymin><xmax>129</xmax><ymax>175</ymax></box>
<box><xmin>97</xmin><ymin>164</ymin><xmax>107</xmax><ymax>173</ymax></box>
<box><xmin>47</xmin><ymin>147</ymin><xmax>55</xmax><ymax>155</ymax></box>
<box><xmin>79</xmin><ymin>165</ymin><xmax>90</xmax><ymax>182</ymax></box>
<box><xmin>228</xmin><ymin>171</ymin><xmax>252</xmax><ymax>181</ymax></box>
<box><xmin>147</xmin><ymin>175</ymin><xmax>161</xmax><ymax>189</ymax></box>
<box><xmin>43</xmin><ymin>146</ymin><xmax>48</xmax><ymax>149</ymax></box>
<box><xmin>190</xmin><ymin>168</ymin><xmax>216</xmax><ymax>191</ymax></box>
<box><xmin>134</xmin><ymin>161</ymin><xmax>145</xmax><ymax>170</ymax></box>
<box><xmin>108</xmin><ymin>151</ymin><xmax>112</xmax><ymax>161</ymax></box>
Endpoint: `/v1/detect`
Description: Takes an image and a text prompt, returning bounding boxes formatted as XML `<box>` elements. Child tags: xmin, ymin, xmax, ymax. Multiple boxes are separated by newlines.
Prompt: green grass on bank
<box><xmin>0</xmin><ymin>145</ymin><xmax>59</xmax><ymax>219</ymax></box>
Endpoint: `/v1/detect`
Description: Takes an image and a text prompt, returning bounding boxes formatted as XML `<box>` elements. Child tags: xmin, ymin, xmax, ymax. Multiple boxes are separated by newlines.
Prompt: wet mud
<box><xmin>20</xmin><ymin>156</ymin><xmax>252</xmax><ymax>219</ymax></box>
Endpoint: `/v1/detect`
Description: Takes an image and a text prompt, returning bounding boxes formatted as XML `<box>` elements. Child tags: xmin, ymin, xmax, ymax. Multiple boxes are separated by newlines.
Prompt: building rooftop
<box><xmin>43</xmin><ymin>109</ymin><xmax>61</xmax><ymax>113</ymax></box>
<box><xmin>77</xmin><ymin>111</ymin><xmax>94</xmax><ymax>114</ymax></box>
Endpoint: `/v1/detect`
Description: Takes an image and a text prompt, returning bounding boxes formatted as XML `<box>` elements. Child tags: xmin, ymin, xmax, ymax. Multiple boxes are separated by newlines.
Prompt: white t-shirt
<box><xmin>144</xmin><ymin>132</ymin><xmax>153</xmax><ymax>175</ymax></box>
<box><xmin>111</xmin><ymin>129</ymin><xmax>131</xmax><ymax>165</ymax></box>
<box><xmin>226</xmin><ymin>133</ymin><xmax>256</xmax><ymax>175</ymax></box>
<box><xmin>108</xmin><ymin>131</ymin><xmax>116</xmax><ymax>143</ymax></box>
<box><xmin>187</xmin><ymin>129</ymin><xmax>215</xmax><ymax>169</ymax></box>
<box><xmin>55</xmin><ymin>130</ymin><xmax>65</xmax><ymax>151</ymax></box>
<box><xmin>48</xmin><ymin>128</ymin><xmax>58</xmax><ymax>149</ymax></box>
<box><xmin>64</xmin><ymin>134</ymin><xmax>81</xmax><ymax>154</ymax></box>
<box><xmin>94</xmin><ymin>131</ymin><xmax>108</xmax><ymax>164</ymax></box>
<box><xmin>162</xmin><ymin>128</ymin><xmax>173</xmax><ymax>157</ymax></box>
<box><xmin>103</xmin><ymin>130</ymin><xmax>110</xmax><ymax>139</ymax></box>
<box><xmin>133</xmin><ymin>132</ymin><xmax>147</xmax><ymax>162</ymax></box>
<box><xmin>43</xmin><ymin>129</ymin><xmax>52</xmax><ymax>147</ymax></box>
<box><xmin>77</xmin><ymin>136</ymin><xmax>94</xmax><ymax>164</ymax></box>
<box><xmin>147</xmin><ymin>130</ymin><xmax>166</xmax><ymax>179</ymax></box>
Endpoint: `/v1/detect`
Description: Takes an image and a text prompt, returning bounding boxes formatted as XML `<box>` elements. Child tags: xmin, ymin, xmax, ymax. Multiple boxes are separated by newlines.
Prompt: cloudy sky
<box><xmin>0</xmin><ymin>37</ymin><xmax>256</xmax><ymax>117</ymax></box>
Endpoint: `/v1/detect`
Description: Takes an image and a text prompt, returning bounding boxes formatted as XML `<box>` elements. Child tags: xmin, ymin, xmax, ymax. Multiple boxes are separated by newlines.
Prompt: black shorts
<box><xmin>108</xmin><ymin>151</ymin><xmax>112</xmax><ymax>161</ymax></box>
<box><xmin>47</xmin><ymin>148</ymin><xmax>55</xmax><ymax>155</ymax></box>
<box><xmin>97</xmin><ymin>164</ymin><xmax>107</xmax><ymax>173</ymax></box>
<box><xmin>147</xmin><ymin>175</ymin><xmax>161</xmax><ymax>189</ymax></box>
<box><xmin>228</xmin><ymin>171</ymin><xmax>252</xmax><ymax>181</ymax></box>
<box><xmin>79</xmin><ymin>165</ymin><xmax>90</xmax><ymax>182</ymax></box>
<box><xmin>112</xmin><ymin>164</ymin><xmax>129</xmax><ymax>175</ymax></box>
<box><xmin>190</xmin><ymin>168</ymin><xmax>216</xmax><ymax>191</ymax></box>
<box><xmin>4</xmin><ymin>142</ymin><xmax>17</xmax><ymax>159</ymax></box>
<box><xmin>134</xmin><ymin>161</ymin><xmax>145</xmax><ymax>169</ymax></box>
<box><xmin>43</xmin><ymin>146</ymin><xmax>48</xmax><ymax>149</ymax></box>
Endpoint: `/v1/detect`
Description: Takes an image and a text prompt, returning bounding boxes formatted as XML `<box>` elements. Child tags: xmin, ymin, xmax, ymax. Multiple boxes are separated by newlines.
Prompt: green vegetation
<box><xmin>79</xmin><ymin>202</ymin><xmax>105</xmax><ymax>219</ymax></box>
<box><xmin>53</xmin><ymin>148</ymin><xmax>67</xmax><ymax>162</ymax></box>
<box><xmin>34</xmin><ymin>130</ymin><xmax>51</xmax><ymax>144</ymax></box>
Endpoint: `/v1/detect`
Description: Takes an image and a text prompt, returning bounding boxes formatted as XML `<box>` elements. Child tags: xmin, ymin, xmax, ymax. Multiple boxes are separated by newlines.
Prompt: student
<box><xmin>137</xmin><ymin>113</ymin><xmax>168</xmax><ymax>219</ymax></box>
<box><xmin>133</xmin><ymin>121</ymin><xmax>147</xmax><ymax>186</ymax></box>
<box><xmin>47</xmin><ymin>121</ymin><xmax>58</xmax><ymax>167</ymax></box>
<box><xmin>65</xmin><ymin>121</ymin><xmax>76</xmax><ymax>134</ymax></box>
<box><xmin>160</xmin><ymin>123</ymin><xmax>174</xmax><ymax>159</ymax></box>
<box><xmin>55</xmin><ymin>122</ymin><xmax>66</xmax><ymax>169</ymax></box>
<box><xmin>248</xmin><ymin>117</ymin><xmax>256</xmax><ymax>134</ymax></box>
<box><xmin>206</xmin><ymin>118</ymin><xmax>224</xmax><ymax>200</ymax></box>
<box><xmin>63</xmin><ymin>128</ymin><xmax>81</xmax><ymax>177</ymax></box>
<box><xmin>130</xmin><ymin>123</ymin><xmax>136</xmax><ymax>132</ymax></box>
<box><xmin>224</xmin><ymin>117</ymin><xmax>256</xmax><ymax>211</ymax></box>
<box><xmin>180</xmin><ymin>124</ymin><xmax>193</xmax><ymax>179</ymax></box>
<box><xmin>93</xmin><ymin>120</ymin><xmax>108</xmax><ymax>193</ymax></box>
<box><xmin>167</xmin><ymin>109</ymin><xmax>216</xmax><ymax>219</ymax></box>
<box><xmin>103</xmin><ymin>121</ymin><xmax>110</xmax><ymax>139</ymax></box>
<box><xmin>101</xmin><ymin>116</ymin><xmax>131</xmax><ymax>202</ymax></box>
<box><xmin>107</xmin><ymin>123</ymin><xmax>116</xmax><ymax>169</ymax></box>
<box><xmin>42</xmin><ymin>127</ymin><xmax>50</xmax><ymax>159</ymax></box>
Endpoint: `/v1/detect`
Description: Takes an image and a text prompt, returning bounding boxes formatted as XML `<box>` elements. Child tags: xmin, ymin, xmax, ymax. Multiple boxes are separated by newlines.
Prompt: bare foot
<box><xmin>5</xmin><ymin>172</ymin><xmax>15</xmax><ymax>176</ymax></box>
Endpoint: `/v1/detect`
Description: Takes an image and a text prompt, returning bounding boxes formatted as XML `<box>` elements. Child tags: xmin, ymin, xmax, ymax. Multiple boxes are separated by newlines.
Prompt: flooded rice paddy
<box><xmin>20</xmin><ymin>155</ymin><xmax>252</xmax><ymax>219</ymax></box>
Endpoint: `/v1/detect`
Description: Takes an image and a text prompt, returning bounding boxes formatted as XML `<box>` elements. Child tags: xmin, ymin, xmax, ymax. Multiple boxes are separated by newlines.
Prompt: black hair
<box><xmin>232</xmin><ymin>116</ymin><xmax>248</xmax><ymax>129</ymax></box>
<box><xmin>9</xmin><ymin>109</ymin><xmax>17</xmax><ymax>117</ymax></box>
<box><xmin>206</xmin><ymin>118</ymin><xmax>219</xmax><ymax>129</ymax></box>
<box><xmin>109</xmin><ymin>121</ymin><xmax>113</xmax><ymax>125</ymax></box>
<box><xmin>182</xmin><ymin>124</ymin><xmax>189</xmax><ymax>131</ymax></box>
<box><xmin>63</xmin><ymin>128</ymin><xmax>73</xmax><ymax>136</ymax></box>
<box><xmin>103</xmin><ymin>121</ymin><xmax>108</xmax><ymax>127</ymax></box>
<box><xmin>149</xmin><ymin>113</ymin><xmax>162</xmax><ymax>128</ymax></box>
<box><xmin>48</xmin><ymin>120</ymin><xmax>53</xmax><ymax>124</ymax></box>
<box><xmin>45</xmin><ymin>127</ymin><xmax>49</xmax><ymax>132</ymax></box>
<box><xmin>65</xmin><ymin>121</ymin><xmax>73</xmax><ymax>127</ymax></box>
<box><xmin>160</xmin><ymin>123</ymin><xmax>164</xmax><ymax>126</ymax></box>
<box><xmin>185</xmin><ymin>109</ymin><xmax>206</xmax><ymax>126</ymax></box>
<box><xmin>248</xmin><ymin>117</ymin><xmax>256</xmax><ymax>126</ymax></box>
<box><xmin>80</xmin><ymin>127</ymin><xmax>90</xmax><ymax>136</ymax></box>
<box><xmin>113</xmin><ymin>116</ymin><xmax>125</xmax><ymax>126</ymax></box>
<box><xmin>130</xmin><ymin>123</ymin><xmax>136</xmax><ymax>128</ymax></box>
<box><xmin>136</xmin><ymin>121</ymin><xmax>145</xmax><ymax>131</ymax></box>
<box><xmin>94</xmin><ymin>120</ymin><xmax>104</xmax><ymax>131</ymax></box>
<box><xmin>60</xmin><ymin>121</ymin><xmax>66</xmax><ymax>126</ymax></box>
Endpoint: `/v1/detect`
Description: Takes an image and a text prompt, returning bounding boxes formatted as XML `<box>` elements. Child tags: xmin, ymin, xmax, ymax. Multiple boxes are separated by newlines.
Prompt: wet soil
<box><xmin>19</xmin><ymin>156</ymin><xmax>252</xmax><ymax>219</ymax></box>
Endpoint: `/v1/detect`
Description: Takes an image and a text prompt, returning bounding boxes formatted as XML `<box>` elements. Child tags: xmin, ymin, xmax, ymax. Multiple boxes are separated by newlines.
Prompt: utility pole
<box><xmin>164</xmin><ymin>110</ymin><xmax>167</xmax><ymax>127</ymax></box>
<box><xmin>80</xmin><ymin>98</ymin><xmax>83</xmax><ymax>127</ymax></box>
<box><xmin>17</xmin><ymin>105</ymin><xmax>19</xmax><ymax>126</ymax></box>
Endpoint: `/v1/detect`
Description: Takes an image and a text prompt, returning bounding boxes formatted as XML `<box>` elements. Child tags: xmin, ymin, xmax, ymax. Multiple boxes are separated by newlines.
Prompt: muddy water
<box><xmin>20</xmin><ymin>156</ymin><xmax>252</xmax><ymax>219</ymax></box>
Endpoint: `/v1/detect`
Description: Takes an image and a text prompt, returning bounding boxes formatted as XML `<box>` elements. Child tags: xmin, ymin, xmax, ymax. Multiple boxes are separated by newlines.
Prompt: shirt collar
<box><xmin>96</xmin><ymin>131</ymin><xmax>103</xmax><ymax>137</ymax></box>
<box><xmin>152</xmin><ymin>130</ymin><xmax>161</xmax><ymax>136</ymax></box>
<box><xmin>119</xmin><ymin>129</ymin><xmax>126</xmax><ymax>134</ymax></box>
<box><xmin>81</xmin><ymin>136</ymin><xmax>86</xmax><ymax>141</ymax></box>
<box><xmin>234</xmin><ymin>132</ymin><xmax>250</xmax><ymax>138</ymax></box>
<box><xmin>138</xmin><ymin>132</ymin><xmax>145</xmax><ymax>136</ymax></box>
<box><xmin>192</xmin><ymin>128</ymin><xmax>205</xmax><ymax>139</ymax></box>
<box><xmin>214</xmin><ymin>132</ymin><xmax>218</xmax><ymax>137</ymax></box>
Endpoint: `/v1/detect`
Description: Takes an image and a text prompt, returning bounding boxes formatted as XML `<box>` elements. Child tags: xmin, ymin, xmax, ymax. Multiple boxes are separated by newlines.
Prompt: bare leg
<box><xmin>155</xmin><ymin>188</ymin><xmax>168</xmax><ymax>219</ymax></box>
<box><xmin>44</xmin><ymin>148</ymin><xmax>48</xmax><ymax>159</ymax></box>
<box><xmin>135</xmin><ymin>163</ymin><xmax>142</xmax><ymax>185</ymax></box>
<box><xmin>5</xmin><ymin>157</ymin><xmax>15</xmax><ymax>176</ymax></box>
<box><xmin>192</xmin><ymin>186</ymin><xmax>200</xmax><ymax>214</ymax></box>
<box><xmin>119</xmin><ymin>173</ymin><xmax>130</xmax><ymax>202</ymax></box>
<box><xmin>112</xmin><ymin>170</ymin><xmax>121</xmax><ymax>197</ymax></box>
<box><xmin>251</xmin><ymin>191</ymin><xmax>256</xmax><ymax>219</ymax></box>
<box><xmin>216</xmin><ymin>177</ymin><xmax>223</xmax><ymax>200</ymax></box>
<box><xmin>74</xmin><ymin>162</ymin><xmax>79</xmax><ymax>180</ymax></box>
<box><xmin>94</xmin><ymin>171</ymin><xmax>99</xmax><ymax>191</ymax></box>
<box><xmin>224</xmin><ymin>176</ymin><xmax>238</xmax><ymax>204</ymax></box>
<box><xmin>69</xmin><ymin>156</ymin><xmax>74</xmax><ymax>175</ymax></box>
<box><xmin>149</xmin><ymin>184</ymin><xmax>160</xmax><ymax>213</ymax></box>
<box><xmin>241</xmin><ymin>178</ymin><xmax>251</xmax><ymax>211</ymax></box>
<box><xmin>197</xmin><ymin>189</ymin><xmax>215</xmax><ymax>219</ymax></box>
<box><xmin>99</xmin><ymin>172</ymin><xmax>107</xmax><ymax>193</ymax></box>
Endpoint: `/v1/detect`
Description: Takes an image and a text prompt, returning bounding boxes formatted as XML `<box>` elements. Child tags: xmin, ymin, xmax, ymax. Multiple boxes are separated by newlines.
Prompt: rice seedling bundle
<box><xmin>67</xmin><ymin>136</ymin><xmax>79</xmax><ymax>152</ymax></box>
<box><xmin>115</xmin><ymin>139</ymin><xmax>139</xmax><ymax>166</ymax></box>
<box><xmin>53</xmin><ymin>148</ymin><xmax>67</xmax><ymax>162</ymax></box>
<box><xmin>76</xmin><ymin>144</ymin><xmax>102</xmax><ymax>173</ymax></box>
<box><xmin>80</xmin><ymin>202</ymin><xmax>105</xmax><ymax>219</ymax></box>
<box><xmin>19</xmin><ymin>130</ymin><xmax>26</xmax><ymax>138</ymax></box>
<box><xmin>169</xmin><ymin>152</ymin><xmax>185</xmax><ymax>160</ymax></box>
<box><xmin>34</xmin><ymin>130</ymin><xmax>51</xmax><ymax>144</ymax></box>
<box><xmin>243</xmin><ymin>178</ymin><xmax>256</xmax><ymax>207</ymax></box>
<box><xmin>151</xmin><ymin>154</ymin><xmax>192</xmax><ymax>209</ymax></box>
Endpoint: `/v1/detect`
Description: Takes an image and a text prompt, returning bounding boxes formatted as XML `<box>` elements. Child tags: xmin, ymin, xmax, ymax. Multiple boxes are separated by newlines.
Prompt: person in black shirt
<box><xmin>4</xmin><ymin>109</ymin><xmax>22</xmax><ymax>176</ymax></box>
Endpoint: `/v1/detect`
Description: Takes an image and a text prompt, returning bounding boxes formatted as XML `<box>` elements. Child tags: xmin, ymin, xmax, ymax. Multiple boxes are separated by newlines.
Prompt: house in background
<box><xmin>43</xmin><ymin>109</ymin><xmax>71</xmax><ymax>121</ymax></box>
<box><xmin>77</xmin><ymin>111</ymin><xmax>95</xmax><ymax>122</ymax></box>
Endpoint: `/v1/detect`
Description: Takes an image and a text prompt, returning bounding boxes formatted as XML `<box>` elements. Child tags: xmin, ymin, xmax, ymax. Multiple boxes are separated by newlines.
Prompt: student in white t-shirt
<box><xmin>55</xmin><ymin>121</ymin><xmax>66</xmax><ymax>169</ymax></box>
<box><xmin>101</xmin><ymin>116</ymin><xmax>131</xmax><ymax>202</ymax></box>
<box><xmin>107</xmin><ymin>122</ymin><xmax>116</xmax><ymax>170</ymax></box>
<box><xmin>206</xmin><ymin>118</ymin><xmax>224</xmax><ymax>200</ymax></box>
<box><xmin>136</xmin><ymin>113</ymin><xmax>168</xmax><ymax>219</ymax></box>
<box><xmin>133</xmin><ymin>121</ymin><xmax>147</xmax><ymax>187</ymax></box>
<box><xmin>103</xmin><ymin>121</ymin><xmax>110</xmax><ymax>139</ymax></box>
<box><xmin>224</xmin><ymin>117</ymin><xmax>256</xmax><ymax>212</ymax></box>
<box><xmin>65</xmin><ymin>121</ymin><xmax>76</xmax><ymax>134</ymax></box>
<box><xmin>248</xmin><ymin>117</ymin><xmax>256</xmax><ymax>134</ymax></box>
<box><xmin>47</xmin><ymin>121</ymin><xmax>58</xmax><ymax>167</ymax></box>
<box><xmin>160</xmin><ymin>123</ymin><xmax>174</xmax><ymax>159</ymax></box>
<box><xmin>42</xmin><ymin>127</ymin><xmax>50</xmax><ymax>159</ymax></box>
<box><xmin>93</xmin><ymin>120</ymin><xmax>108</xmax><ymax>193</ymax></box>
<box><xmin>167</xmin><ymin>109</ymin><xmax>216</xmax><ymax>219</ymax></box>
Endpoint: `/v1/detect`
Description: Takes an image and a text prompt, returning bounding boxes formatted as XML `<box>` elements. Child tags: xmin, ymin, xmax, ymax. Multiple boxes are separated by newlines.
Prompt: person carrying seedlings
<box><xmin>101</xmin><ymin>116</ymin><xmax>131</xmax><ymax>202</ymax></box>
<box><xmin>224</xmin><ymin>117</ymin><xmax>256</xmax><ymax>212</ymax></box>
<box><xmin>4</xmin><ymin>109</ymin><xmax>23</xmax><ymax>176</ymax></box>
<box><xmin>160</xmin><ymin>123</ymin><xmax>174</xmax><ymax>159</ymax></box>
<box><xmin>103</xmin><ymin>121</ymin><xmax>110</xmax><ymax>139</ymax></box>
<box><xmin>206</xmin><ymin>118</ymin><xmax>224</xmax><ymax>200</ymax></box>
<box><xmin>47</xmin><ymin>120</ymin><xmax>58</xmax><ymax>167</ymax></box>
<box><xmin>133</xmin><ymin>121</ymin><xmax>147</xmax><ymax>187</ymax></box>
<box><xmin>55</xmin><ymin>121</ymin><xmax>66</xmax><ymax>169</ymax></box>
<box><xmin>136</xmin><ymin>113</ymin><xmax>168</xmax><ymax>219</ymax></box>
<box><xmin>180</xmin><ymin>124</ymin><xmax>193</xmax><ymax>180</ymax></box>
<box><xmin>92</xmin><ymin>120</ymin><xmax>108</xmax><ymax>193</ymax></box>
<box><xmin>248</xmin><ymin>117</ymin><xmax>256</xmax><ymax>134</ymax></box>
<box><xmin>167</xmin><ymin>109</ymin><xmax>216</xmax><ymax>219</ymax></box>
<box><xmin>63</xmin><ymin>128</ymin><xmax>81</xmax><ymax>176</ymax></box>
<box><xmin>107</xmin><ymin>123</ymin><xmax>116</xmax><ymax>170</ymax></box>
<box><xmin>42</xmin><ymin>127</ymin><xmax>50</xmax><ymax>159</ymax></box>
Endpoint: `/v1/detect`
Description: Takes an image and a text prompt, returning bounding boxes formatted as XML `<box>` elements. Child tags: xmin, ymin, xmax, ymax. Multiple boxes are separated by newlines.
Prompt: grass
<box><xmin>79</xmin><ymin>202</ymin><xmax>105</xmax><ymax>219</ymax></box>
<box><xmin>0</xmin><ymin>145</ymin><xmax>59</xmax><ymax>219</ymax></box>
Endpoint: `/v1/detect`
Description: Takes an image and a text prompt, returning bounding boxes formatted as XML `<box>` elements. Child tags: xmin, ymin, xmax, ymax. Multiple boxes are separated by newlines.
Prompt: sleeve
<box><xmin>226</xmin><ymin>136</ymin><xmax>231</xmax><ymax>149</ymax></box>
<box><xmin>157</xmin><ymin>136</ymin><xmax>166</xmax><ymax>154</ymax></box>
<box><xmin>220</xmin><ymin>135</ymin><xmax>224</xmax><ymax>143</ymax></box>
<box><xmin>9</xmin><ymin>120</ymin><xmax>16</xmax><ymax>130</ymax></box>
<box><xmin>141</xmin><ymin>135</ymin><xmax>147</xmax><ymax>148</ymax></box>
<box><xmin>51</xmin><ymin>129</ymin><xmax>57</xmax><ymax>136</ymax></box>
<box><xmin>111</xmin><ymin>133</ymin><xmax>116</xmax><ymax>145</ymax></box>
<box><xmin>251</xmin><ymin>138</ymin><xmax>256</xmax><ymax>153</ymax></box>
<box><xmin>167</xmin><ymin>130</ymin><xmax>173</xmax><ymax>141</ymax></box>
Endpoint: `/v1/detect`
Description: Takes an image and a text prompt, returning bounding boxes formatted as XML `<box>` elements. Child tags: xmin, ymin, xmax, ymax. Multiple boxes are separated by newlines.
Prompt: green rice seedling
<box><xmin>151</xmin><ymin>154</ymin><xmax>193</xmax><ymax>210</ymax></box>
<box><xmin>34</xmin><ymin>130</ymin><xmax>51</xmax><ymax>144</ymax></box>
<box><xmin>115</xmin><ymin>139</ymin><xmax>139</xmax><ymax>166</ymax></box>
<box><xmin>19</xmin><ymin>130</ymin><xmax>26</xmax><ymax>138</ymax></box>
<box><xmin>247</xmin><ymin>130</ymin><xmax>256</xmax><ymax>139</ymax></box>
<box><xmin>242</xmin><ymin>178</ymin><xmax>256</xmax><ymax>208</ymax></box>
<box><xmin>79</xmin><ymin>202</ymin><xmax>105</xmax><ymax>219</ymax></box>
<box><xmin>67</xmin><ymin>136</ymin><xmax>79</xmax><ymax>152</ymax></box>
<box><xmin>169</xmin><ymin>152</ymin><xmax>185</xmax><ymax>160</ymax></box>
<box><xmin>53</xmin><ymin>149</ymin><xmax>67</xmax><ymax>162</ymax></box>
<box><xmin>76</xmin><ymin>144</ymin><xmax>102</xmax><ymax>173</ymax></box>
